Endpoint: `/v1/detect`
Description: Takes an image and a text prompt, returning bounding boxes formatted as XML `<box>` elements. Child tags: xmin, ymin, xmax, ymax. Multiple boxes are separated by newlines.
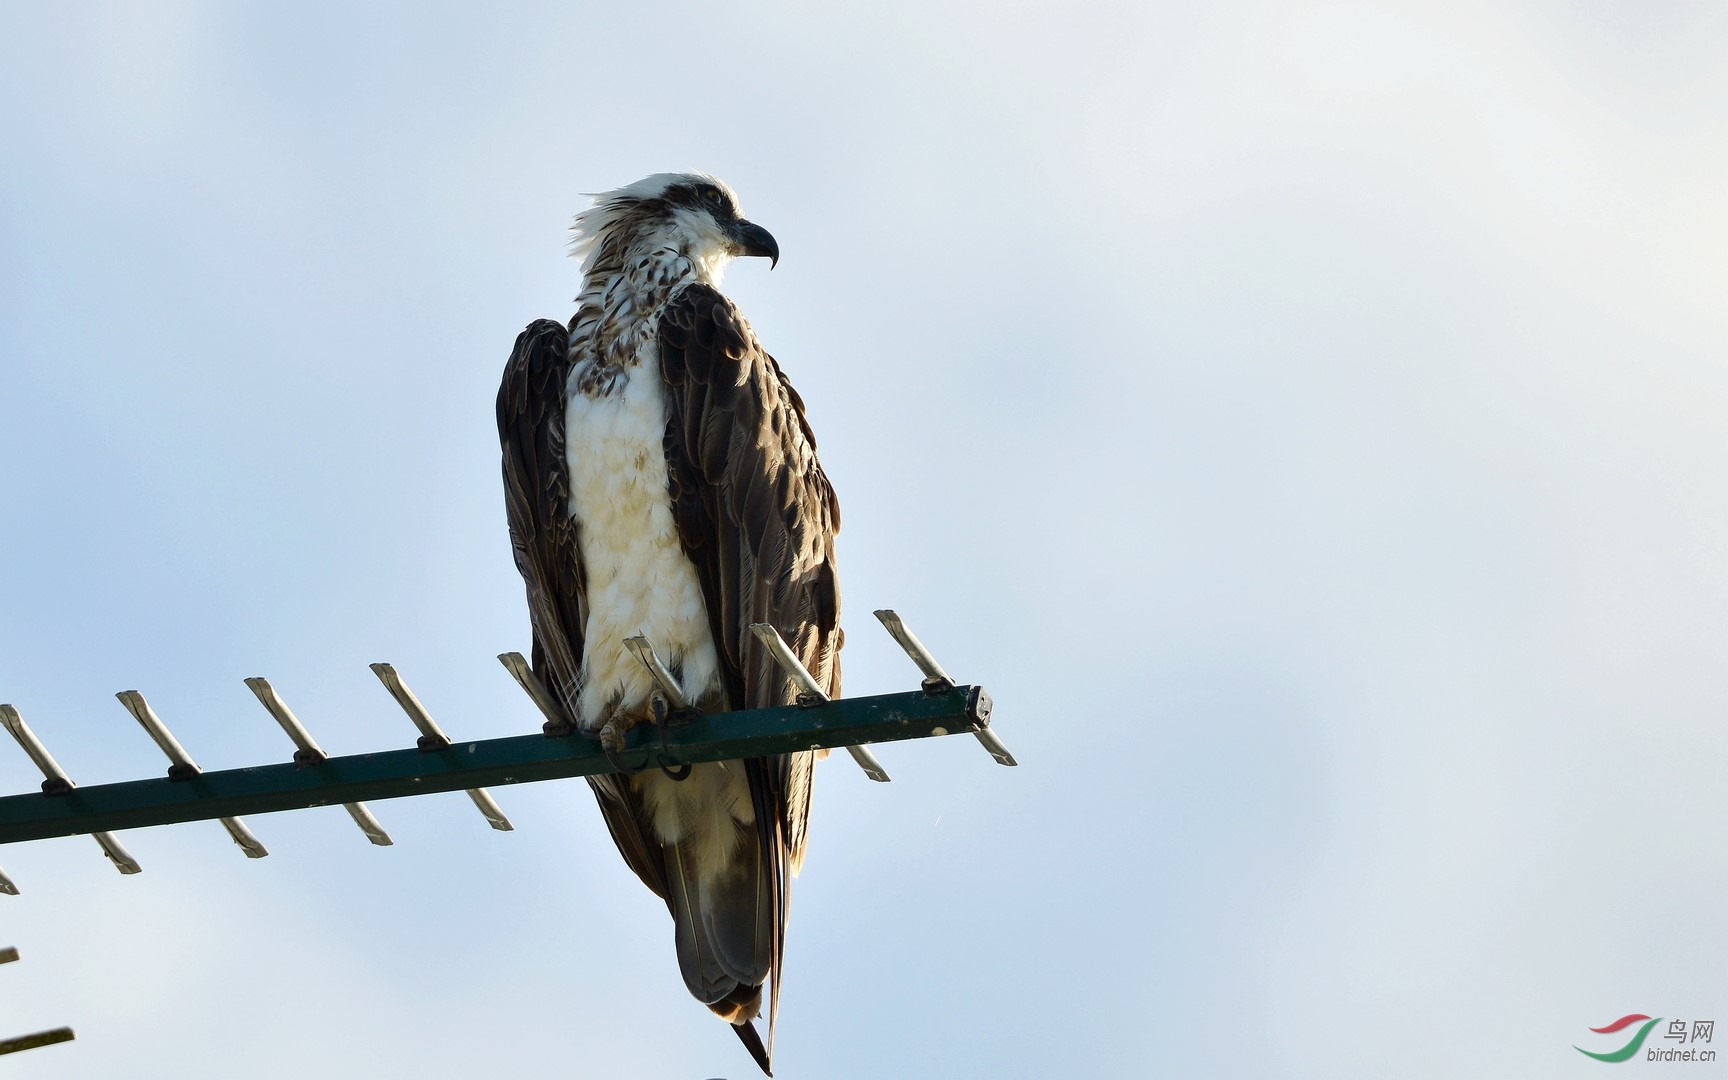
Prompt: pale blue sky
<box><xmin>2</xmin><ymin>2</ymin><xmax>1725</xmax><ymax>1077</ymax></box>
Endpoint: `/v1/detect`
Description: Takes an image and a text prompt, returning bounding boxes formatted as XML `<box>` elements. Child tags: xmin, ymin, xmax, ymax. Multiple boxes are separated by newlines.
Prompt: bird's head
<box><xmin>570</xmin><ymin>172</ymin><xmax>779</xmax><ymax>286</ymax></box>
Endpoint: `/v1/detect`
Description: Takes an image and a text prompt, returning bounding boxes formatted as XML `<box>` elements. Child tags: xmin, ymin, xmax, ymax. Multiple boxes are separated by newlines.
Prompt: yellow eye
<box><xmin>705</xmin><ymin>188</ymin><xmax>722</xmax><ymax>203</ymax></box>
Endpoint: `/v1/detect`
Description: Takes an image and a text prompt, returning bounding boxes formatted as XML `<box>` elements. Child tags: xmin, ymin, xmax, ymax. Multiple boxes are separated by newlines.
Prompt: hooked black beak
<box><xmin>731</xmin><ymin>219</ymin><xmax>779</xmax><ymax>269</ymax></box>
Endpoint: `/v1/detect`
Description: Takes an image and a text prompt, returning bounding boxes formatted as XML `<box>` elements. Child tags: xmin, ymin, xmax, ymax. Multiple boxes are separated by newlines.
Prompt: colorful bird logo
<box><xmin>1575</xmin><ymin>1014</ymin><xmax>1661</xmax><ymax>1062</ymax></box>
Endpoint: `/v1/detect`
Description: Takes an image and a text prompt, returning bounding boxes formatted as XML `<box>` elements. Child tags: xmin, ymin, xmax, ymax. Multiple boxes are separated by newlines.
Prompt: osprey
<box><xmin>496</xmin><ymin>173</ymin><xmax>840</xmax><ymax>1075</ymax></box>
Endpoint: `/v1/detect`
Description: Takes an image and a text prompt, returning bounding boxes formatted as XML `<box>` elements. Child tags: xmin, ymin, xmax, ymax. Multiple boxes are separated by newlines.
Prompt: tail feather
<box><xmin>746</xmin><ymin>757</ymin><xmax>791</xmax><ymax>1067</ymax></box>
<box><xmin>666</xmin><ymin>822</ymin><xmax>779</xmax><ymax>1075</ymax></box>
<box><xmin>665</xmin><ymin>841</ymin><xmax>737</xmax><ymax>1003</ymax></box>
<box><xmin>699</xmin><ymin>826</ymin><xmax>773</xmax><ymax>987</ymax></box>
<box><xmin>667</xmin><ymin>829</ymin><xmax>772</xmax><ymax>1003</ymax></box>
<box><xmin>731</xmin><ymin>1018</ymin><xmax>772</xmax><ymax>1076</ymax></box>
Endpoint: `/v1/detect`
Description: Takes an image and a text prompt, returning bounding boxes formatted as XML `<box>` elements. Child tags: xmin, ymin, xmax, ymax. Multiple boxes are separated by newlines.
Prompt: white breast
<box><xmin>565</xmin><ymin>341</ymin><xmax>722</xmax><ymax>730</ymax></box>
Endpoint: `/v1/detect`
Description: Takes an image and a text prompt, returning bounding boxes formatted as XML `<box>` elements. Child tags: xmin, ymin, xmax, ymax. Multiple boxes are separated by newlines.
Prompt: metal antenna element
<box><xmin>369</xmin><ymin>664</ymin><xmax>513</xmax><ymax>832</ymax></box>
<box><xmin>872</xmin><ymin>609</ymin><xmax>957</xmax><ymax>690</ymax></box>
<box><xmin>622</xmin><ymin>636</ymin><xmax>692</xmax><ymax>710</ymax></box>
<box><xmin>497</xmin><ymin>652</ymin><xmax>568</xmax><ymax>729</ymax></box>
<box><xmin>242</xmin><ymin>679</ymin><xmax>393</xmax><ymax>847</ymax></box>
<box><xmin>873</xmin><ymin>610</ymin><xmax>1017</xmax><ymax>767</ymax></box>
<box><xmin>0</xmin><ymin>705</ymin><xmax>142</xmax><ymax>874</ymax></box>
<box><xmin>115</xmin><ymin>692</ymin><xmax>268</xmax><ymax>858</ymax></box>
<box><xmin>0</xmin><ymin>946</ymin><xmax>76</xmax><ymax>1058</ymax></box>
<box><xmin>0</xmin><ymin>1028</ymin><xmax>76</xmax><ymax>1057</ymax></box>
<box><xmin>748</xmin><ymin>624</ymin><xmax>891</xmax><ymax>783</ymax></box>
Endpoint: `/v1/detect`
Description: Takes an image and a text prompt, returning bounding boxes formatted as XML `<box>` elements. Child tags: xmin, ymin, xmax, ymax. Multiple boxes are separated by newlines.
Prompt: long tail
<box><xmin>664</xmin><ymin>823</ymin><xmax>777</xmax><ymax>1075</ymax></box>
<box><xmin>731</xmin><ymin>1020</ymin><xmax>772</xmax><ymax>1076</ymax></box>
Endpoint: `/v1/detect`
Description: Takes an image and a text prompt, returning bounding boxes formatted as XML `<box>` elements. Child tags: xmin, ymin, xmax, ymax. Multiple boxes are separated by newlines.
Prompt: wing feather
<box><xmin>658</xmin><ymin>284</ymin><xmax>842</xmax><ymax>1052</ymax></box>
<box><xmin>497</xmin><ymin>319</ymin><xmax>585</xmax><ymax>716</ymax></box>
<box><xmin>497</xmin><ymin>318</ymin><xmax>671</xmax><ymax>901</ymax></box>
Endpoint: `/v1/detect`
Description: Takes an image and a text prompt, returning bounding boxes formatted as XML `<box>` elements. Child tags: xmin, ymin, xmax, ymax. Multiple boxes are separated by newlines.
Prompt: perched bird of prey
<box><xmin>496</xmin><ymin>173</ymin><xmax>840</xmax><ymax>1075</ymax></box>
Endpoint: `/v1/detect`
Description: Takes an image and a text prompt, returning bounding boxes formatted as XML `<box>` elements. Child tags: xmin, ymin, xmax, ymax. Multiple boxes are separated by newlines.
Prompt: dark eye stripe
<box><xmin>667</xmin><ymin>182</ymin><xmax>728</xmax><ymax>211</ymax></box>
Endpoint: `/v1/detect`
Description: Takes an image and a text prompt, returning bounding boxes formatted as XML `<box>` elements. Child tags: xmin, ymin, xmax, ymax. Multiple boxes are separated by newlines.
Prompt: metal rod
<box><xmin>748</xmin><ymin>624</ymin><xmax>830</xmax><ymax>703</ymax></box>
<box><xmin>114</xmin><ymin>691</ymin><xmax>200</xmax><ymax>770</ymax></box>
<box><xmin>841</xmin><ymin>743</ymin><xmax>891</xmax><ymax>783</ymax></box>
<box><xmin>0</xmin><ymin>705</ymin><xmax>70</xmax><ymax>780</ymax></box>
<box><xmin>341</xmin><ymin>803</ymin><xmax>393</xmax><ymax>845</ymax></box>
<box><xmin>369</xmin><ymin>664</ymin><xmax>513</xmax><ymax>832</ymax></box>
<box><xmin>1</xmin><ymin>705</ymin><xmax>143</xmax><ymax>874</ymax></box>
<box><xmin>0</xmin><ymin>1027</ymin><xmax>75</xmax><ymax>1057</ymax></box>
<box><xmin>242</xmin><ymin>679</ymin><xmax>327</xmax><ymax>757</ymax></box>
<box><xmin>0</xmin><ymin>686</ymin><xmax>988</xmax><ymax>844</ymax></box>
<box><xmin>366</xmin><ymin>665</ymin><xmax>446</xmax><ymax>744</ymax></box>
<box><xmin>873</xmin><ymin>610</ymin><xmax>1017</xmax><ymax>767</ymax></box>
<box><xmin>115</xmin><ymin>692</ymin><xmax>269</xmax><ymax>858</ymax></box>
<box><xmin>463</xmin><ymin>788</ymin><xmax>514</xmax><ymax>830</ymax></box>
<box><xmin>92</xmin><ymin>833</ymin><xmax>142</xmax><ymax>873</ymax></box>
<box><xmin>497</xmin><ymin>652</ymin><xmax>568</xmax><ymax>728</ymax></box>
<box><xmin>0</xmin><ymin>946</ymin><xmax>17</xmax><ymax>964</ymax></box>
<box><xmin>0</xmin><ymin>868</ymin><xmax>16</xmax><ymax>895</ymax></box>
<box><xmin>749</xmin><ymin>624</ymin><xmax>891</xmax><ymax>782</ymax></box>
<box><xmin>872</xmin><ymin>609</ymin><xmax>957</xmax><ymax>687</ymax></box>
<box><xmin>216</xmin><ymin>815</ymin><xmax>270</xmax><ymax>858</ymax></box>
<box><xmin>970</xmin><ymin>726</ymin><xmax>1017</xmax><ymax>767</ymax></box>
<box><xmin>622</xmin><ymin>636</ymin><xmax>691</xmax><ymax>709</ymax></box>
<box><xmin>243</xmin><ymin>679</ymin><xmax>392</xmax><ymax>848</ymax></box>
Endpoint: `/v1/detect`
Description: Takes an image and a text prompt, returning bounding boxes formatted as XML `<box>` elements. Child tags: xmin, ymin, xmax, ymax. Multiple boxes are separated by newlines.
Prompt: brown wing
<box><xmin>498</xmin><ymin>318</ymin><xmax>670</xmax><ymax>899</ymax></box>
<box><xmin>657</xmin><ymin>282</ymin><xmax>843</xmax><ymax>1047</ymax></box>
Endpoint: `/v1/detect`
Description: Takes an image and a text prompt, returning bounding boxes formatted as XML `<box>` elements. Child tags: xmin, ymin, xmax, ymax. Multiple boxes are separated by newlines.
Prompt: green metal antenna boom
<box><xmin>0</xmin><ymin>611</ymin><xmax>1012</xmax><ymax>881</ymax></box>
<box><xmin>0</xmin><ymin>684</ymin><xmax>992</xmax><ymax>846</ymax></box>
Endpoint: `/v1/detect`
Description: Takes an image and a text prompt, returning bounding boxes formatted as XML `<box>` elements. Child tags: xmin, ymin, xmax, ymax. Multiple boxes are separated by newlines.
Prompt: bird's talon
<box><xmin>599</xmin><ymin>717</ymin><xmax>627</xmax><ymax>754</ymax></box>
<box><xmin>599</xmin><ymin>717</ymin><xmax>648</xmax><ymax>774</ymax></box>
